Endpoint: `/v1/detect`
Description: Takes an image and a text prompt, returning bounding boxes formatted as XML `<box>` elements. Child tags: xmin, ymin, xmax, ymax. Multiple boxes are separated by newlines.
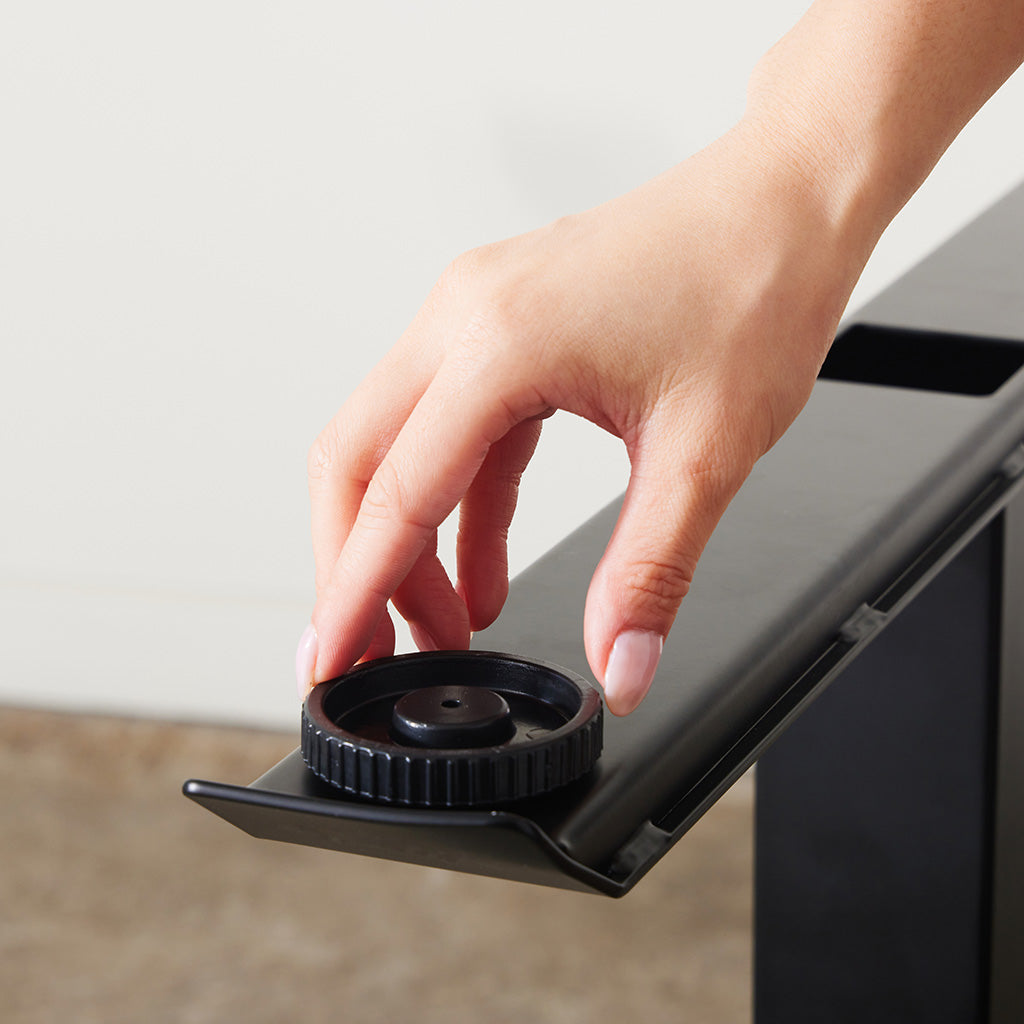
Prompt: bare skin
<box><xmin>298</xmin><ymin>0</ymin><xmax>1024</xmax><ymax>714</ymax></box>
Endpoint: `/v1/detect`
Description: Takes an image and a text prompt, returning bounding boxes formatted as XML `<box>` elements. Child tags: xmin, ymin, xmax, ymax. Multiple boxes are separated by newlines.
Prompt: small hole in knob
<box><xmin>441</xmin><ymin>698</ymin><xmax>461</xmax><ymax>709</ymax></box>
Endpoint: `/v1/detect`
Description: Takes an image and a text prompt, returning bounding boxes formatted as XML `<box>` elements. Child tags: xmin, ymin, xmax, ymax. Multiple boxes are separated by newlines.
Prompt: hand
<box><xmin>296</xmin><ymin>117</ymin><xmax>872</xmax><ymax>714</ymax></box>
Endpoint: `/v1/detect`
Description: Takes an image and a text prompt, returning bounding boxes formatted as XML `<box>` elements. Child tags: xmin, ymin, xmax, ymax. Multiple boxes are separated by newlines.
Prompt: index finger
<box><xmin>310</xmin><ymin>354</ymin><xmax>536</xmax><ymax>682</ymax></box>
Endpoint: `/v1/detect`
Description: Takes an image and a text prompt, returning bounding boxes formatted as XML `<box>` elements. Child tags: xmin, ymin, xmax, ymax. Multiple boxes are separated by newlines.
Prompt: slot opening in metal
<box><xmin>819</xmin><ymin>325</ymin><xmax>1024</xmax><ymax>396</ymax></box>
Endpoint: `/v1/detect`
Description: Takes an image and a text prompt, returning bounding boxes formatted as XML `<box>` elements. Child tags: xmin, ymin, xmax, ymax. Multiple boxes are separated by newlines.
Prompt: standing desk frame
<box><xmin>187</xmin><ymin>183</ymin><xmax>1024</xmax><ymax>1022</ymax></box>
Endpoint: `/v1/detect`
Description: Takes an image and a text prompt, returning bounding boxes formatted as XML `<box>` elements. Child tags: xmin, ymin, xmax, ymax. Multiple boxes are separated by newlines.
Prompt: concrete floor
<box><xmin>1</xmin><ymin>706</ymin><xmax>752</xmax><ymax>1024</ymax></box>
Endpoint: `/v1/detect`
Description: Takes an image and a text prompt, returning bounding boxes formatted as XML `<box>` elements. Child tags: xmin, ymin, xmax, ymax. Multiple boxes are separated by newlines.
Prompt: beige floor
<box><xmin>1</xmin><ymin>707</ymin><xmax>752</xmax><ymax>1024</ymax></box>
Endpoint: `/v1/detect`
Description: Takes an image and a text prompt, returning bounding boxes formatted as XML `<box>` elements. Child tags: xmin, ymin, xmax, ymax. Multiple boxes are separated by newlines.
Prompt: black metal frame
<box><xmin>754</xmin><ymin>496</ymin><xmax>1024</xmax><ymax>1022</ymax></box>
<box><xmin>987</xmin><ymin>494</ymin><xmax>1024</xmax><ymax>1021</ymax></box>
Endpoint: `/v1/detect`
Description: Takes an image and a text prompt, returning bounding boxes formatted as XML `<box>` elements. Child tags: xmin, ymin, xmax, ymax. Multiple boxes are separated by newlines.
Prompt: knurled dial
<box><xmin>301</xmin><ymin>651</ymin><xmax>603</xmax><ymax>808</ymax></box>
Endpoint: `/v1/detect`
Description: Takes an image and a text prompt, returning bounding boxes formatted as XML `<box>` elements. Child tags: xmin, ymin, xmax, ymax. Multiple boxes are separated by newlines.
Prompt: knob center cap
<box><xmin>391</xmin><ymin>685</ymin><xmax>515</xmax><ymax>748</ymax></box>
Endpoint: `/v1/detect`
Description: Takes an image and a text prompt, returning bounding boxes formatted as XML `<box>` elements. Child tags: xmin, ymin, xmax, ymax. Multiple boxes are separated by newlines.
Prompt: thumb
<box><xmin>584</xmin><ymin>429</ymin><xmax>745</xmax><ymax>715</ymax></box>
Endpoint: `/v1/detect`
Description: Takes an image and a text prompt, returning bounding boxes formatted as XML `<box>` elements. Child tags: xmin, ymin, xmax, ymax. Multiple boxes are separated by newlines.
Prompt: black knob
<box><xmin>301</xmin><ymin>651</ymin><xmax>603</xmax><ymax>807</ymax></box>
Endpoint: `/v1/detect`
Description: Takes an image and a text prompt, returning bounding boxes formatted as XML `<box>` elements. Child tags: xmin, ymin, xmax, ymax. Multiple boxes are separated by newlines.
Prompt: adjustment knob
<box><xmin>301</xmin><ymin>651</ymin><xmax>603</xmax><ymax>807</ymax></box>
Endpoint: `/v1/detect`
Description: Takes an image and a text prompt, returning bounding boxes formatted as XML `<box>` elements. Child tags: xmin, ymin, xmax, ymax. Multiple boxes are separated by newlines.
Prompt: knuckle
<box><xmin>360</xmin><ymin>460</ymin><xmax>405</xmax><ymax>524</ymax></box>
<box><xmin>622</xmin><ymin>556</ymin><xmax>694</xmax><ymax>619</ymax></box>
<box><xmin>462</xmin><ymin>291</ymin><xmax>529</xmax><ymax>352</ymax></box>
<box><xmin>677</xmin><ymin>438</ymin><xmax>750</xmax><ymax>507</ymax></box>
<box><xmin>448</xmin><ymin>244</ymin><xmax>490</xmax><ymax>277</ymax></box>
<box><xmin>458</xmin><ymin>289</ymin><xmax>557</xmax><ymax>392</ymax></box>
<box><xmin>440</xmin><ymin>251</ymin><xmax>560</xmax><ymax>371</ymax></box>
<box><xmin>682</xmin><ymin>455</ymin><xmax>733</xmax><ymax>505</ymax></box>
<box><xmin>360</xmin><ymin>459</ymin><xmax>433</xmax><ymax>535</ymax></box>
<box><xmin>436</xmin><ymin>255</ymin><xmax>467</xmax><ymax>297</ymax></box>
<box><xmin>307</xmin><ymin>425</ymin><xmax>342</xmax><ymax>484</ymax></box>
<box><xmin>441</xmin><ymin>244</ymin><xmax>502</xmax><ymax>295</ymax></box>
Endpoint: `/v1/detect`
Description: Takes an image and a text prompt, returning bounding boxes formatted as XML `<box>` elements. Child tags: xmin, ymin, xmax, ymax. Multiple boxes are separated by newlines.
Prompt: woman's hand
<box><xmin>296</xmin><ymin>116</ymin><xmax>873</xmax><ymax>714</ymax></box>
<box><xmin>297</xmin><ymin>0</ymin><xmax>1024</xmax><ymax>712</ymax></box>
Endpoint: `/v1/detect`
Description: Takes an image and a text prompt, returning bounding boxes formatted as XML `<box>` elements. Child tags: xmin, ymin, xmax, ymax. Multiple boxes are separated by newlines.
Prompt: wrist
<box><xmin>728</xmin><ymin>107</ymin><xmax>886</xmax><ymax>300</ymax></box>
<box><xmin>738</xmin><ymin>0</ymin><xmax>1024</xmax><ymax>286</ymax></box>
<box><xmin>685</xmin><ymin>112</ymin><xmax>881</xmax><ymax>356</ymax></box>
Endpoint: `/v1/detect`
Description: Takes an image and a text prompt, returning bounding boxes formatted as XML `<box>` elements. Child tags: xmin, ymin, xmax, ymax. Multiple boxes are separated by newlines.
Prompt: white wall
<box><xmin>2</xmin><ymin>2</ymin><xmax>1023</xmax><ymax>729</ymax></box>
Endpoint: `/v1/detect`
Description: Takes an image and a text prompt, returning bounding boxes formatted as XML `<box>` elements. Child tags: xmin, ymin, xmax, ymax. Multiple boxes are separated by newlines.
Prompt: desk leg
<box><xmin>754</xmin><ymin>500</ymin><xmax>1024</xmax><ymax>1023</ymax></box>
<box><xmin>990</xmin><ymin>494</ymin><xmax>1024</xmax><ymax>1021</ymax></box>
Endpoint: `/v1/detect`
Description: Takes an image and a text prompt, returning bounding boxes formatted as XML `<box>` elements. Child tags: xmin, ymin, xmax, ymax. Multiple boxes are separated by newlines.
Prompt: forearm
<box><xmin>744</xmin><ymin>0</ymin><xmax>1024</xmax><ymax>270</ymax></box>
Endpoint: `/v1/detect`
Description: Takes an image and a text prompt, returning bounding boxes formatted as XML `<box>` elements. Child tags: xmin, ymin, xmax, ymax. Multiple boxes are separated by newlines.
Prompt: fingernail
<box><xmin>295</xmin><ymin>623</ymin><xmax>318</xmax><ymax>700</ymax></box>
<box><xmin>409</xmin><ymin>623</ymin><xmax>440</xmax><ymax>652</ymax></box>
<box><xmin>603</xmin><ymin>629</ymin><xmax>663</xmax><ymax>715</ymax></box>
